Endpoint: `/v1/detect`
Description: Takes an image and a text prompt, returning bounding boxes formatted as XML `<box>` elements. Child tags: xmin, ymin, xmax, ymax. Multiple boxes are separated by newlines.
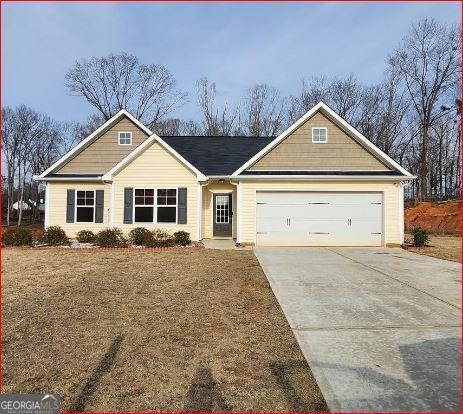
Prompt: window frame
<box><xmin>311</xmin><ymin>127</ymin><xmax>328</xmax><ymax>143</ymax></box>
<box><xmin>118</xmin><ymin>131</ymin><xmax>133</xmax><ymax>146</ymax></box>
<box><xmin>133</xmin><ymin>188</ymin><xmax>155</xmax><ymax>223</ymax></box>
<box><xmin>75</xmin><ymin>189</ymin><xmax>96</xmax><ymax>223</ymax></box>
<box><xmin>156</xmin><ymin>188</ymin><xmax>177</xmax><ymax>223</ymax></box>
<box><xmin>133</xmin><ymin>187</ymin><xmax>178</xmax><ymax>224</ymax></box>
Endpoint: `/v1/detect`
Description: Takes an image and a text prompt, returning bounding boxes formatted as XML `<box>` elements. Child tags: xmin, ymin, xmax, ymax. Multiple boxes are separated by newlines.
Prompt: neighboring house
<box><xmin>12</xmin><ymin>199</ymin><xmax>44</xmax><ymax>212</ymax></box>
<box><xmin>12</xmin><ymin>200</ymin><xmax>32</xmax><ymax>211</ymax></box>
<box><xmin>35</xmin><ymin>102</ymin><xmax>415</xmax><ymax>247</ymax></box>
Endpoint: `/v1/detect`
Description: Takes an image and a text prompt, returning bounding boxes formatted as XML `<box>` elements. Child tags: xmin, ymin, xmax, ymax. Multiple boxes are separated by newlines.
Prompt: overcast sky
<box><xmin>2</xmin><ymin>2</ymin><xmax>460</xmax><ymax>124</ymax></box>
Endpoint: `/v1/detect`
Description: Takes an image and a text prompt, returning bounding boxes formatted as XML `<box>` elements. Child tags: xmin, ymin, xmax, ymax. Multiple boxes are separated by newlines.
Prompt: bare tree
<box><xmin>154</xmin><ymin>118</ymin><xmax>202</xmax><ymax>136</ymax></box>
<box><xmin>242</xmin><ymin>84</ymin><xmax>286</xmax><ymax>137</ymax></box>
<box><xmin>65</xmin><ymin>52</ymin><xmax>187</xmax><ymax>129</ymax></box>
<box><xmin>196</xmin><ymin>78</ymin><xmax>238</xmax><ymax>136</ymax></box>
<box><xmin>2</xmin><ymin>105</ymin><xmax>64</xmax><ymax>225</ymax></box>
<box><xmin>389</xmin><ymin>18</ymin><xmax>461</xmax><ymax>198</ymax></box>
<box><xmin>2</xmin><ymin>107</ymin><xmax>20</xmax><ymax>225</ymax></box>
<box><xmin>328</xmin><ymin>74</ymin><xmax>363</xmax><ymax>124</ymax></box>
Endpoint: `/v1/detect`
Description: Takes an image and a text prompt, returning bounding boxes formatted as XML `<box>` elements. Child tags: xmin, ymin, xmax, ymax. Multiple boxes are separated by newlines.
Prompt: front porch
<box><xmin>200</xmin><ymin>179</ymin><xmax>237</xmax><ymax>241</ymax></box>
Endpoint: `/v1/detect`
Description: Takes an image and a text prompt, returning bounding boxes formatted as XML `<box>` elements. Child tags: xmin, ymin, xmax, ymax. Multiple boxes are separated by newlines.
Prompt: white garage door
<box><xmin>256</xmin><ymin>192</ymin><xmax>383</xmax><ymax>246</ymax></box>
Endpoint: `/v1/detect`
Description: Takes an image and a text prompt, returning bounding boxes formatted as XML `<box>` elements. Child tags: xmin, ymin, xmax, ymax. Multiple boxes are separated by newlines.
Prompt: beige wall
<box><xmin>202</xmin><ymin>181</ymin><xmax>237</xmax><ymax>239</ymax></box>
<box><xmin>249</xmin><ymin>112</ymin><xmax>390</xmax><ymax>171</ymax></box>
<box><xmin>112</xmin><ymin>141</ymin><xmax>199</xmax><ymax>239</ymax></box>
<box><xmin>239</xmin><ymin>180</ymin><xmax>401</xmax><ymax>246</ymax></box>
<box><xmin>58</xmin><ymin>117</ymin><xmax>149</xmax><ymax>174</ymax></box>
<box><xmin>47</xmin><ymin>181</ymin><xmax>110</xmax><ymax>237</ymax></box>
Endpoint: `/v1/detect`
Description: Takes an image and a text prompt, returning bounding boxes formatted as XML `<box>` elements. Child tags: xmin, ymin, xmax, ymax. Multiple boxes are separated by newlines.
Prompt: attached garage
<box><xmin>256</xmin><ymin>191</ymin><xmax>384</xmax><ymax>246</ymax></box>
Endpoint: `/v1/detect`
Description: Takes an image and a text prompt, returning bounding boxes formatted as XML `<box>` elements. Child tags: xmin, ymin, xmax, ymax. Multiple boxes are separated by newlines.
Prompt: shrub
<box><xmin>152</xmin><ymin>229</ymin><xmax>174</xmax><ymax>242</ymax></box>
<box><xmin>129</xmin><ymin>227</ymin><xmax>153</xmax><ymax>246</ymax></box>
<box><xmin>41</xmin><ymin>226</ymin><xmax>69</xmax><ymax>246</ymax></box>
<box><xmin>95</xmin><ymin>228</ymin><xmax>127</xmax><ymax>248</ymax></box>
<box><xmin>413</xmin><ymin>227</ymin><xmax>429</xmax><ymax>247</ymax></box>
<box><xmin>76</xmin><ymin>230</ymin><xmax>96</xmax><ymax>243</ymax></box>
<box><xmin>174</xmin><ymin>231</ymin><xmax>191</xmax><ymax>246</ymax></box>
<box><xmin>145</xmin><ymin>229</ymin><xmax>175</xmax><ymax>248</ymax></box>
<box><xmin>2</xmin><ymin>227</ymin><xmax>33</xmax><ymax>246</ymax></box>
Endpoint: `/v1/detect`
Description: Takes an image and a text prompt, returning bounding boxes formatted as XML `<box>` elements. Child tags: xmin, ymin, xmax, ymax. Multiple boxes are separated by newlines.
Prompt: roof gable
<box><xmin>39</xmin><ymin>109</ymin><xmax>152</xmax><ymax>178</ymax></box>
<box><xmin>248</xmin><ymin>111</ymin><xmax>390</xmax><ymax>172</ymax></box>
<box><xmin>232</xmin><ymin>102</ymin><xmax>413</xmax><ymax>177</ymax></box>
<box><xmin>57</xmin><ymin>116</ymin><xmax>150</xmax><ymax>174</ymax></box>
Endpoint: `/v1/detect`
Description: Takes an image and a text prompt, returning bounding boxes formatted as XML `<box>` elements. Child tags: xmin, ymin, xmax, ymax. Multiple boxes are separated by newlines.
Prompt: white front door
<box><xmin>256</xmin><ymin>192</ymin><xmax>383</xmax><ymax>246</ymax></box>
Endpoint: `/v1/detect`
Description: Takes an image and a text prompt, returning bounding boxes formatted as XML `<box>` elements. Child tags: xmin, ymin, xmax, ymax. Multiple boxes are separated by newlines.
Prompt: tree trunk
<box><xmin>420</xmin><ymin>124</ymin><xmax>429</xmax><ymax>200</ymax></box>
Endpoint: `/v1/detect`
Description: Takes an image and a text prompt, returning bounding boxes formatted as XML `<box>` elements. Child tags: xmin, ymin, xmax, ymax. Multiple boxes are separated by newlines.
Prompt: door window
<box><xmin>215</xmin><ymin>195</ymin><xmax>229</xmax><ymax>223</ymax></box>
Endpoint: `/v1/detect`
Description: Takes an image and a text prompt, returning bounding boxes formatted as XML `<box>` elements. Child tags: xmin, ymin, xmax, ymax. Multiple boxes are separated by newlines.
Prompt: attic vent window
<box><xmin>312</xmin><ymin>127</ymin><xmax>327</xmax><ymax>143</ymax></box>
<box><xmin>118</xmin><ymin>131</ymin><xmax>132</xmax><ymax>145</ymax></box>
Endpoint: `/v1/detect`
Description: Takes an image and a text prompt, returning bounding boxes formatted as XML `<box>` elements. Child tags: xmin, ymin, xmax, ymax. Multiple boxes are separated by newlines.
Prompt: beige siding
<box><xmin>202</xmin><ymin>181</ymin><xmax>237</xmax><ymax>239</ymax></box>
<box><xmin>249</xmin><ymin>112</ymin><xmax>390</xmax><ymax>171</ymax></box>
<box><xmin>112</xmin><ymin>141</ymin><xmax>198</xmax><ymax>239</ymax></box>
<box><xmin>47</xmin><ymin>182</ymin><xmax>109</xmax><ymax>237</ymax></box>
<box><xmin>240</xmin><ymin>180</ymin><xmax>401</xmax><ymax>246</ymax></box>
<box><xmin>58</xmin><ymin>117</ymin><xmax>149</xmax><ymax>174</ymax></box>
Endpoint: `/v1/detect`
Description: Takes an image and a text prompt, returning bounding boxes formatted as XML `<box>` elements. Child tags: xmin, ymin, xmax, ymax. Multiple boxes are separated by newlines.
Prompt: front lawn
<box><xmin>2</xmin><ymin>248</ymin><xmax>327</xmax><ymax>411</ymax></box>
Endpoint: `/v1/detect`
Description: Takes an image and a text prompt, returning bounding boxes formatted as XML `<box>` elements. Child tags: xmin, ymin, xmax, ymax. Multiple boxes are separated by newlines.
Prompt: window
<box><xmin>134</xmin><ymin>189</ymin><xmax>154</xmax><ymax>222</ymax></box>
<box><xmin>133</xmin><ymin>188</ymin><xmax>177</xmax><ymax>223</ymax></box>
<box><xmin>118</xmin><ymin>131</ymin><xmax>132</xmax><ymax>145</ymax></box>
<box><xmin>312</xmin><ymin>127</ymin><xmax>327</xmax><ymax>143</ymax></box>
<box><xmin>76</xmin><ymin>190</ymin><xmax>95</xmax><ymax>222</ymax></box>
<box><xmin>157</xmin><ymin>189</ymin><xmax>177</xmax><ymax>223</ymax></box>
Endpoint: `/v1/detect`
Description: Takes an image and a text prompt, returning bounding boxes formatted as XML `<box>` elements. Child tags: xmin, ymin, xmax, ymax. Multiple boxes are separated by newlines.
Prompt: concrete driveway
<box><xmin>254</xmin><ymin>247</ymin><xmax>461</xmax><ymax>412</ymax></box>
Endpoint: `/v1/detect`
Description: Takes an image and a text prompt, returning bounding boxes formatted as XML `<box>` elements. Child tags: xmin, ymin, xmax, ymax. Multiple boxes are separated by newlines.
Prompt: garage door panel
<box><xmin>256</xmin><ymin>192</ymin><xmax>383</xmax><ymax>247</ymax></box>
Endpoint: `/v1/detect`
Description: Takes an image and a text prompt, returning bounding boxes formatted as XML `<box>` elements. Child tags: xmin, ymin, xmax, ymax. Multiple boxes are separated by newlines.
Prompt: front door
<box><xmin>213</xmin><ymin>193</ymin><xmax>232</xmax><ymax>237</ymax></box>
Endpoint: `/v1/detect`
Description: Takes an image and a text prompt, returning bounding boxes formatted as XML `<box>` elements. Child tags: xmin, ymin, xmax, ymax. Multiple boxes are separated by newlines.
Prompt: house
<box><xmin>35</xmin><ymin>102</ymin><xmax>415</xmax><ymax>247</ymax></box>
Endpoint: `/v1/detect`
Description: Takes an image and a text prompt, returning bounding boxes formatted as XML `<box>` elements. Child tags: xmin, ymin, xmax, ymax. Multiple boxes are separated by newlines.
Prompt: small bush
<box><xmin>2</xmin><ymin>227</ymin><xmax>33</xmax><ymax>246</ymax></box>
<box><xmin>41</xmin><ymin>226</ymin><xmax>69</xmax><ymax>246</ymax></box>
<box><xmin>152</xmin><ymin>229</ymin><xmax>173</xmax><ymax>242</ymax></box>
<box><xmin>129</xmin><ymin>227</ymin><xmax>153</xmax><ymax>246</ymax></box>
<box><xmin>174</xmin><ymin>231</ymin><xmax>191</xmax><ymax>246</ymax></box>
<box><xmin>144</xmin><ymin>229</ymin><xmax>175</xmax><ymax>248</ymax></box>
<box><xmin>76</xmin><ymin>230</ymin><xmax>96</xmax><ymax>244</ymax></box>
<box><xmin>413</xmin><ymin>227</ymin><xmax>429</xmax><ymax>247</ymax></box>
<box><xmin>95</xmin><ymin>228</ymin><xmax>127</xmax><ymax>248</ymax></box>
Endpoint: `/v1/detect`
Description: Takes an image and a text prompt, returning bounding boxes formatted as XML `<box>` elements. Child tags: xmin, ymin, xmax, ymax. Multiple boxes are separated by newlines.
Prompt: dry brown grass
<box><xmin>2</xmin><ymin>248</ymin><xmax>327</xmax><ymax>412</ymax></box>
<box><xmin>405</xmin><ymin>233</ymin><xmax>462</xmax><ymax>262</ymax></box>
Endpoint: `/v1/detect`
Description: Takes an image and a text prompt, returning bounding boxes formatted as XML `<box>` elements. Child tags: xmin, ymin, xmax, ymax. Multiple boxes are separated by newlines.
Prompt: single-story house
<box><xmin>35</xmin><ymin>102</ymin><xmax>415</xmax><ymax>246</ymax></box>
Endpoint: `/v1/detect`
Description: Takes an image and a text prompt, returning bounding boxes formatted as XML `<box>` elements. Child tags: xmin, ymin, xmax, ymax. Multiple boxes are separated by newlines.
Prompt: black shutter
<box><xmin>124</xmin><ymin>187</ymin><xmax>133</xmax><ymax>224</ymax></box>
<box><xmin>95</xmin><ymin>190</ymin><xmax>104</xmax><ymax>223</ymax></box>
<box><xmin>177</xmin><ymin>187</ymin><xmax>187</xmax><ymax>224</ymax></box>
<box><xmin>66</xmin><ymin>189</ymin><xmax>75</xmax><ymax>223</ymax></box>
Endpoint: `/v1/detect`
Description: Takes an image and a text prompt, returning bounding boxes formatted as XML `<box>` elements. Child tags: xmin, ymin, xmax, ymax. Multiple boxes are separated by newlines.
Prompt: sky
<box><xmin>2</xmin><ymin>1</ymin><xmax>461</xmax><ymax>124</ymax></box>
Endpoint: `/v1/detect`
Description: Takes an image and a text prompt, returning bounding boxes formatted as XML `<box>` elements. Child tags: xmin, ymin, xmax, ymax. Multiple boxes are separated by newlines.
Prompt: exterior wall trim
<box><xmin>237</xmin><ymin>175</ymin><xmax>415</xmax><ymax>181</ymax></box>
<box><xmin>44</xmin><ymin>183</ymin><xmax>50</xmax><ymax>228</ymax></box>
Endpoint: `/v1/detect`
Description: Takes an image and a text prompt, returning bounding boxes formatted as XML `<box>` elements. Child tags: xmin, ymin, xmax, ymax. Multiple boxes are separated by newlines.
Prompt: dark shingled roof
<box><xmin>161</xmin><ymin>136</ymin><xmax>275</xmax><ymax>176</ymax></box>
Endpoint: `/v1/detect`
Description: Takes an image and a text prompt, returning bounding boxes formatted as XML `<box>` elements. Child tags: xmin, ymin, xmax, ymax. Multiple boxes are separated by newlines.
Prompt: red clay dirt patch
<box><xmin>405</xmin><ymin>201</ymin><xmax>461</xmax><ymax>234</ymax></box>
